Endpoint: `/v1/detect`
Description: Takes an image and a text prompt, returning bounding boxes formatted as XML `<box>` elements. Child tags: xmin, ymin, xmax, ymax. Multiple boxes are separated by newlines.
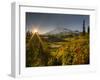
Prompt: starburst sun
<box><xmin>32</xmin><ymin>29</ymin><xmax>38</xmax><ymax>33</ymax></box>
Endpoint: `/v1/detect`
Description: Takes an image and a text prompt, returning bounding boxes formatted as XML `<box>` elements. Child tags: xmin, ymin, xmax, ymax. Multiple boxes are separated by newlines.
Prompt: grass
<box><xmin>26</xmin><ymin>32</ymin><xmax>89</xmax><ymax>67</ymax></box>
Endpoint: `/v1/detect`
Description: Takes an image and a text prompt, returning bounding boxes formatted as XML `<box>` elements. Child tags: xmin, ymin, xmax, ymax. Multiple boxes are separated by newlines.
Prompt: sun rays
<box><xmin>28</xmin><ymin>29</ymin><xmax>44</xmax><ymax>48</ymax></box>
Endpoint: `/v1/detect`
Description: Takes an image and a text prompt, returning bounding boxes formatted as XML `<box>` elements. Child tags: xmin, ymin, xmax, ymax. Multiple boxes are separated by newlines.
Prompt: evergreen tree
<box><xmin>83</xmin><ymin>19</ymin><xmax>86</xmax><ymax>35</ymax></box>
<box><xmin>88</xmin><ymin>25</ymin><xmax>89</xmax><ymax>34</ymax></box>
<box><xmin>26</xmin><ymin>32</ymin><xmax>50</xmax><ymax>67</ymax></box>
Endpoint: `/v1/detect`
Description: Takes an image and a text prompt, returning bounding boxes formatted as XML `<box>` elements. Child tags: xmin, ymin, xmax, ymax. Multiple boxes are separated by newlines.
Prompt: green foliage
<box><xmin>26</xmin><ymin>31</ymin><xmax>89</xmax><ymax>67</ymax></box>
<box><xmin>62</xmin><ymin>37</ymin><xmax>89</xmax><ymax>65</ymax></box>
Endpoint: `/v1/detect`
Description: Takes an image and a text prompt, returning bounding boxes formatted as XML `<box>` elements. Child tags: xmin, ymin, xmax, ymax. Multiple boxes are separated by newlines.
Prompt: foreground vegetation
<box><xmin>26</xmin><ymin>31</ymin><xmax>89</xmax><ymax>67</ymax></box>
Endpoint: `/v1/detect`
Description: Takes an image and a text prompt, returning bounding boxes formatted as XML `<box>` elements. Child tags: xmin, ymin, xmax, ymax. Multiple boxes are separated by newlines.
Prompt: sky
<box><xmin>26</xmin><ymin>12</ymin><xmax>89</xmax><ymax>34</ymax></box>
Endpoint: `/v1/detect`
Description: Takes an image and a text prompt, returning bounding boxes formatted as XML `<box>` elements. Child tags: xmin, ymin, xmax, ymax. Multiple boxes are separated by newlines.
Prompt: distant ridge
<box><xmin>45</xmin><ymin>27</ymin><xmax>79</xmax><ymax>35</ymax></box>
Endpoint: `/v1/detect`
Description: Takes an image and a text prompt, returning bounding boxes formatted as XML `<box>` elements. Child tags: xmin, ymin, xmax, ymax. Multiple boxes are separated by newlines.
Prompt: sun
<box><xmin>34</xmin><ymin>29</ymin><xmax>38</xmax><ymax>33</ymax></box>
<box><xmin>32</xmin><ymin>29</ymin><xmax>38</xmax><ymax>33</ymax></box>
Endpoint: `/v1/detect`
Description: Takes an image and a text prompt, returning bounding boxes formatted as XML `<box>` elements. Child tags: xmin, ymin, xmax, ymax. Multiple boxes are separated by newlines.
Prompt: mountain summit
<box><xmin>45</xmin><ymin>27</ymin><xmax>74</xmax><ymax>35</ymax></box>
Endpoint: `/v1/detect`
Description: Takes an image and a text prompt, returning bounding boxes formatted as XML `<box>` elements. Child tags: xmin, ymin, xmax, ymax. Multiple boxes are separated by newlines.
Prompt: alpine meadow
<box><xmin>26</xmin><ymin>12</ymin><xmax>90</xmax><ymax>67</ymax></box>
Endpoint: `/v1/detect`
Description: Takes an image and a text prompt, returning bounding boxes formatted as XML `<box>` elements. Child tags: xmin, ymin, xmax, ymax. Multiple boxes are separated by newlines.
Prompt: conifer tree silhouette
<box><xmin>26</xmin><ymin>32</ymin><xmax>49</xmax><ymax>67</ymax></box>
<box><xmin>88</xmin><ymin>25</ymin><xmax>89</xmax><ymax>34</ymax></box>
<box><xmin>83</xmin><ymin>19</ymin><xmax>86</xmax><ymax>35</ymax></box>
